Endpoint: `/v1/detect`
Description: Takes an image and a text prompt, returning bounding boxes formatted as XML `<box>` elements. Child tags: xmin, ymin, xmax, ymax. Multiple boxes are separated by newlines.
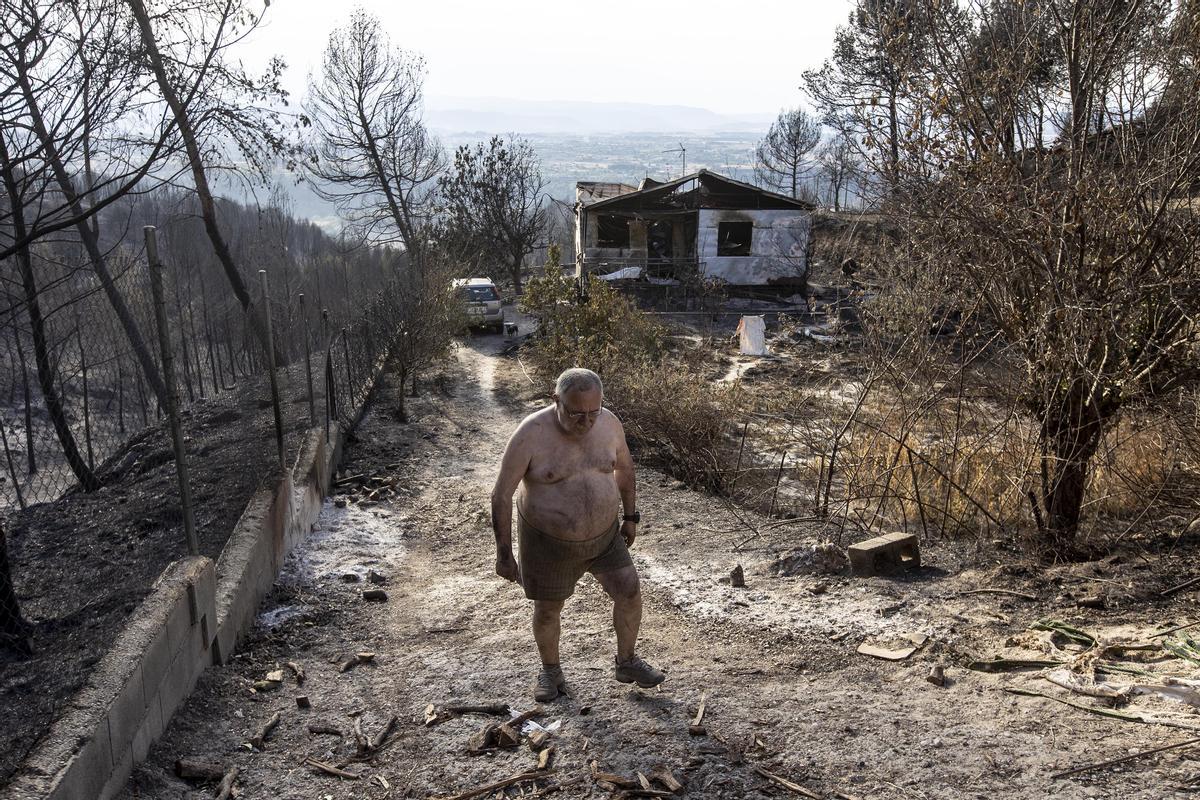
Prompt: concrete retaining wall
<box><xmin>7</xmin><ymin>558</ymin><xmax>216</xmax><ymax>800</ymax></box>
<box><xmin>7</xmin><ymin>342</ymin><xmax>394</xmax><ymax>799</ymax></box>
<box><xmin>212</xmin><ymin>427</ymin><xmax>341</xmax><ymax>664</ymax></box>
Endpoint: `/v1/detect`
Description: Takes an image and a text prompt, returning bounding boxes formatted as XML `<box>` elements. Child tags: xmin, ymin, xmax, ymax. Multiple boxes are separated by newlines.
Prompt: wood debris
<box><xmin>538</xmin><ymin>745</ymin><xmax>556</xmax><ymax>770</ymax></box>
<box><xmin>340</xmin><ymin>651</ymin><xmax>376</xmax><ymax>672</ymax></box>
<box><xmin>649</xmin><ymin>766</ymin><xmax>685</xmax><ymax>794</ymax></box>
<box><xmin>590</xmin><ymin>760</ymin><xmax>638</xmax><ymax>789</ymax></box>
<box><xmin>362</xmin><ymin>588</ymin><xmax>389</xmax><ymax>602</ymax></box>
<box><xmin>250</xmin><ymin>711</ymin><xmax>280</xmax><ymax>750</ymax></box>
<box><xmin>856</xmin><ymin>633</ymin><xmax>928</xmax><ymax>661</ymax></box>
<box><xmin>434</xmin><ymin>769</ymin><xmax>550</xmax><ymax>800</ymax></box>
<box><xmin>689</xmin><ymin>691</ymin><xmax>708</xmax><ymax>736</ymax></box>
<box><xmin>295</xmin><ymin>695</ymin><xmax>311</xmax><ymax>709</ymax></box>
<box><xmin>215</xmin><ymin>766</ymin><xmax>238</xmax><ymax>800</ymax></box>
<box><xmin>173</xmin><ymin>758</ymin><xmax>224</xmax><ymax>782</ymax></box>
<box><xmin>285</xmin><ymin>661</ymin><xmax>306</xmax><ymax>685</ymax></box>
<box><xmin>1051</xmin><ymin>735</ymin><xmax>1200</xmax><ymax>779</ymax></box>
<box><xmin>308</xmin><ymin>722</ymin><xmax>342</xmax><ymax>736</ymax></box>
<box><xmin>467</xmin><ymin>707</ymin><xmax>544</xmax><ymax>754</ymax></box>
<box><xmin>425</xmin><ymin>701</ymin><xmax>510</xmax><ymax>726</ymax></box>
<box><xmin>926</xmin><ymin>664</ymin><xmax>945</xmax><ymax>687</ymax></box>
<box><xmin>305</xmin><ymin>757</ymin><xmax>360</xmax><ymax>780</ymax></box>
<box><xmin>752</xmin><ymin>765</ymin><xmax>821</xmax><ymax>798</ymax></box>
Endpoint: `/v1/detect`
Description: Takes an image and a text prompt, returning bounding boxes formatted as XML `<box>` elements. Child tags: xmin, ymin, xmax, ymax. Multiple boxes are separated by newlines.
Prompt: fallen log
<box><xmin>214</xmin><ymin>766</ymin><xmax>238</xmax><ymax>800</ymax></box>
<box><xmin>308</xmin><ymin>722</ymin><xmax>343</xmax><ymax>736</ymax></box>
<box><xmin>370</xmin><ymin>714</ymin><xmax>399</xmax><ymax>751</ymax></box>
<box><xmin>250</xmin><ymin>712</ymin><xmax>281</xmax><ymax>750</ymax></box>
<box><xmin>173</xmin><ymin>758</ymin><xmax>224</xmax><ymax>782</ymax></box>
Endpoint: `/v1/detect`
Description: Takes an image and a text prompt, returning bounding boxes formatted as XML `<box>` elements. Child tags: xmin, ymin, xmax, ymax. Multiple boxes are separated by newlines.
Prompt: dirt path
<box><xmin>126</xmin><ymin>338</ymin><xmax>1199</xmax><ymax>800</ymax></box>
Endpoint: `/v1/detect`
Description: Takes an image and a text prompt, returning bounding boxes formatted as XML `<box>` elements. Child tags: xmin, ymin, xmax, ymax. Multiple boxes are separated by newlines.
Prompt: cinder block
<box><xmin>98</xmin><ymin>745</ymin><xmax>133</xmax><ymax>800</ymax></box>
<box><xmin>155</xmin><ymin>648</ymin><xmax>202</xmax><ymax>725</ymax></box>
<box><xmin>46</xmin><ymin>721</ymin><xmax>111</xmax><ymax>800</ymax></box>
<box><xmin>138</xmin><ymin>624</ymin><xmax>171</xmax><ymax>708</ymax></box>
<box><xmin>105</xmin><ymin>665</ymin><xmax>147</xmax><ymax>759</ymax></box>
<box><xmin>130</xmin><ymin>694</ymin><xmax>164</xmax><ymax>764</ymax></box>
<box><xmin>847</xmin><ymin>532</ymin><xmax>921</xmax><ymax>577</ymax></box>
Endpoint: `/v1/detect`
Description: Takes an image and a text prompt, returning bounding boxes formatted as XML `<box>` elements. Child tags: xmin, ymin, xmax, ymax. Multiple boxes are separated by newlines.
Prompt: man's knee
<box><xmin>533</xmin><ymin>599</ymin><xmax>564</xmax><ymax>622</ymax></box>
<box><xmin>601</xmin><ymin>568</ymin><xmax>640</xmax><ymax>601</ymax></box>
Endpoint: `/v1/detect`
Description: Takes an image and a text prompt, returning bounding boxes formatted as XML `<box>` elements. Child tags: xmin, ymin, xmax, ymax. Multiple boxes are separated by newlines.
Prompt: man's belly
<box><xmin>518</xmin><ymin>474</ymin><xmax>620</xmax><ymax>540</ymax></box>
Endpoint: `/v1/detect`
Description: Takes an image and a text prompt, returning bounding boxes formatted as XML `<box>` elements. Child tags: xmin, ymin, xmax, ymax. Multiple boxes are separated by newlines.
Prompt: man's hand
<box><xmin>621</xmin><ymin>521</ymin><xmax>637</xmax><ymax>548</ymax></box>
<box><xmin>495</xmin><ymin>550</ymin><xmax>521</xmax><ymax>584</ymax></box>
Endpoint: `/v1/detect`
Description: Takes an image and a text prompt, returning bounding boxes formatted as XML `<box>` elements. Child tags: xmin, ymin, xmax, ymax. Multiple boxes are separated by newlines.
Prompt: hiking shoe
<box><xmin>614</xmin><ymin>655</ymin><xmax>665</xmax><ymax>688</ymax></box>
<box><xmin>534</xmin><ymin>665</ymin><xmax>566</xmax><ymax>702</ymax></box>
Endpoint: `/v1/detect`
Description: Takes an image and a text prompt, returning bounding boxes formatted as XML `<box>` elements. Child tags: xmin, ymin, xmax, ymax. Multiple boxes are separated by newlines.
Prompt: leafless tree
<box><xmin>304</xmin><ymin>9</ymin><xmax>444</xmax><ymax>269</ymax></box>
<box><xmin>2</xmin><ymin>0</ymin><xmax>172</xmax><ymax>412</ymax></box>
<box><xmin>754</xmin><ymin>108</ymin><xmax>821</xmax><ymax>200</ymax></box>
<box><xmin>128</xmin><ymin>0</ymin><xmax>291</xmax><ymax>362</ymax></box>
<box><xmin>881</xmin><ymin>0</ymin><xmax>1200</xmax><ymax>552</ymax></box>
<box><xmin>817</xmin><ymin>132</ymin><xmax>861</xmax><ymax>211</ymax></box>
<box><xmin>438</xmin><ymin>135</ymin><xmax>548</xmax><ymax>292</ymax></box>
<box><xmin>803</xmin><ymin>1</ymin><xmax>944</xmax><ymax>193</ymax></box>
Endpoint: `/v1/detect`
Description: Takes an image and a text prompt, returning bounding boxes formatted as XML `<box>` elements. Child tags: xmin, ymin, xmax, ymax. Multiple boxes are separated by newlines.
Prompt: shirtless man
<box><xmin>491</xmin><ymin>368</ymin><xmax>665</xmax><ymax>702</ymax></box>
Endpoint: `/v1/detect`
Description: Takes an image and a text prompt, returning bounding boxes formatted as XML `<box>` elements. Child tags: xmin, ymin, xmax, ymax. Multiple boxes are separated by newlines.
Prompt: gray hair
<box><xmin>555</xmin><ymin>368</ymin><xmax>603</xmax><ymax>397</ymax></box>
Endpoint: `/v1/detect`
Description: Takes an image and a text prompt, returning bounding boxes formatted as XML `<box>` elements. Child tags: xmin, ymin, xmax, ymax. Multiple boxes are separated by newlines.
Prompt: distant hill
<box><xmin>425</xmin><ymin>97</ymin><xmax>773</xmax><ymax>135</ymax></box>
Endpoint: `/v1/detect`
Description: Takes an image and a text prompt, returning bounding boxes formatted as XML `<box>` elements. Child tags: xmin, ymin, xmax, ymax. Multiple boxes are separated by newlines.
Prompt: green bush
<box><xmin>520</xmin><ymin>269</ymin><xmax>740</xmax><ymax>490</ymax></box>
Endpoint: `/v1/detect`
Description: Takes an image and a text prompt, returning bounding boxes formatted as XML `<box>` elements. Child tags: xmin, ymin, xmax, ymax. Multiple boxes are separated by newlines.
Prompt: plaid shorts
<box><xmin>517</xmin><ymin>512</ymin><xmax>632</xmax><ymax>601</ymax></box>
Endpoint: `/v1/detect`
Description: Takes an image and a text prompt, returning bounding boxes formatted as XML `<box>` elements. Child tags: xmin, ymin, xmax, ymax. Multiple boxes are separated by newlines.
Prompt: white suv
<box><xmin>453</xmin><ymin>277</ymin><xmax>505</xmax><ymax>333</ymax></box>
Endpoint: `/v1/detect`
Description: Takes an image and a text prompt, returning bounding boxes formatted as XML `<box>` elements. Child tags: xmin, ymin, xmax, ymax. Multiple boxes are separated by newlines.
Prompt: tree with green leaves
<box><xmin>439</xmin><ymin>135</ymin><xmax>548</xmax><ymax>293</ymax></box>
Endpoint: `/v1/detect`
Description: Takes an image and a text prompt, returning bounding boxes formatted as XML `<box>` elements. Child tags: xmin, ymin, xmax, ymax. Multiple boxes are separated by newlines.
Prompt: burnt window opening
<box><xmin>597</xmin><ymin>215</ymin><xmax>630</xmax><ymax>248</ymax></box>
<box><xmin>717</xmin><ymin>220</ymin><xmax>753</xmax><ymax>256</ymax></box>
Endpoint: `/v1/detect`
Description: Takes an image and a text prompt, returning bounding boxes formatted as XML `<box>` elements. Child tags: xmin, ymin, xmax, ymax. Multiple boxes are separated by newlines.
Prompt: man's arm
<box><xmin>614</xmin><ymin>421</ymin><xmax>638</xmax><ymax>546</ymax></box>
<box><xmin>491</xmin><ymin>427</ymin><xmax>529</xmax><ymax>583</ymax></box>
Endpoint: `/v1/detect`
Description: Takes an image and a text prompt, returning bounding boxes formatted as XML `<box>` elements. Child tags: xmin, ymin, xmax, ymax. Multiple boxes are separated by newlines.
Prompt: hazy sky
<box><xmin>239</xmin><ymin>0</ymin><xmax>854</xmax><ymax>116</ymax></box>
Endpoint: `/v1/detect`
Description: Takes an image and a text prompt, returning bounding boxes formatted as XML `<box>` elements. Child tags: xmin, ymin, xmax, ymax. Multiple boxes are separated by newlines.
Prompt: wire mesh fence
<box><xmin>0</xmin><ymin>225</ymin><xmax>406</xmax><ymax>658</ymax></box>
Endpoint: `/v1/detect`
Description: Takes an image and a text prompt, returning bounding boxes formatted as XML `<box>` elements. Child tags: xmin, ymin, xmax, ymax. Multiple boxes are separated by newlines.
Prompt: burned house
<box><xmin>574</xmin><ymin>169</ymin><xmax>813</xmax><ymax>286</ymax></box>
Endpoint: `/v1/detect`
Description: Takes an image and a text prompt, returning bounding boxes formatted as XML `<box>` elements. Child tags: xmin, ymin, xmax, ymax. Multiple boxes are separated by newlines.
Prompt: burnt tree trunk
<box><xmin>14</xmin><ymin>63</ymin><xmax>168</xmax><ymax>410</ymax></box>
<box><xmin>0</xmin><ymin>522</ymin><xmax>31</xmax><ymax>655</ymax></box>
<box><xmin>0</xmin><ymin>138</ymin><xmax>99</xmax><ymax>491</ymax></box>
<box><xmin>127</xmin><ymin>0</ymin><xmax>283</xmax><ymax>365</ymax></box>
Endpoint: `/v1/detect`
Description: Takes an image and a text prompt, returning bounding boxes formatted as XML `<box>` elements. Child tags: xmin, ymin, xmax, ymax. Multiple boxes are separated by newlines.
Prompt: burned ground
<box><xmin>122</xmin><ymin>335</ymin><xmax>1200</xmax><ymax>800</ymax></box>
<box><xmin>0</xmin><ymin>364</ymin><xmax>317</xmax><ymax>786</ymax></box>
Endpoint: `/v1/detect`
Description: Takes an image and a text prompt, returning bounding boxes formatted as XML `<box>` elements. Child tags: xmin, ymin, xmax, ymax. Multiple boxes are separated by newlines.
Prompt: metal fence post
<box><xmin>300</xmin><ymin>292</ymin><xmax>314</xmax><ymax>427</ymax></box>
<box><xmin>322</xmin><ymin>308</ymin><xmax>333</xmax><ymax>440</ymax></box>
<box><xmin>145</xmin><ymin>226</ymin><xmax>198</xmax><ymax>556</ymax></box>
<box><xmin>342</xmin><ymin>327</ymin><xmax>354</xmax><ymax>405</ymax></box>
<box><xmin>259</xmin><ymin>270</ymin><xmax>285</xmax><ymax>472</ymax></box>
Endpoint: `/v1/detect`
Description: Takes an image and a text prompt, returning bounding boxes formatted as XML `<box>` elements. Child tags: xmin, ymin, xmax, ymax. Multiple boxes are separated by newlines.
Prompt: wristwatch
<box><xmin>622</xmin><ymin>512</ymin><xmax>641</xmax><ymax>523</ymax></box>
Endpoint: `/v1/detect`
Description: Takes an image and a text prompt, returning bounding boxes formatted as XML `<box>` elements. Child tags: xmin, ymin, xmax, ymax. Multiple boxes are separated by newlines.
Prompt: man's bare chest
<box><xmin>526</xmin><ymin>437</ymin><xmax>617</xmax><ymax>485</ymax></box>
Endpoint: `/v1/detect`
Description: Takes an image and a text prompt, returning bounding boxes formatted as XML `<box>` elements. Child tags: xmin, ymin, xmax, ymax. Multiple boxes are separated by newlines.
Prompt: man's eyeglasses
<box><xmin>560</xmin><ymin>402</ymin><xmax>602</xmax><ymax>422</ymax></box>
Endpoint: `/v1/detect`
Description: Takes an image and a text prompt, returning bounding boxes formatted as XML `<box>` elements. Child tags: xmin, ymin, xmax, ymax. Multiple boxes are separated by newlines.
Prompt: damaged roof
<box><xmin>583</xmin><ymin>169</ymin><xmax>815</xmax><ymax>213</ymax></box>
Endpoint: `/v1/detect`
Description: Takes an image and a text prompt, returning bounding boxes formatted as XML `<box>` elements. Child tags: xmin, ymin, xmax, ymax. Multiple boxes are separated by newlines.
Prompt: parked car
<box><xmin>452</xmin><ymin>277</ymin><xmax>505</xmax><ymax>333</ymax></box>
